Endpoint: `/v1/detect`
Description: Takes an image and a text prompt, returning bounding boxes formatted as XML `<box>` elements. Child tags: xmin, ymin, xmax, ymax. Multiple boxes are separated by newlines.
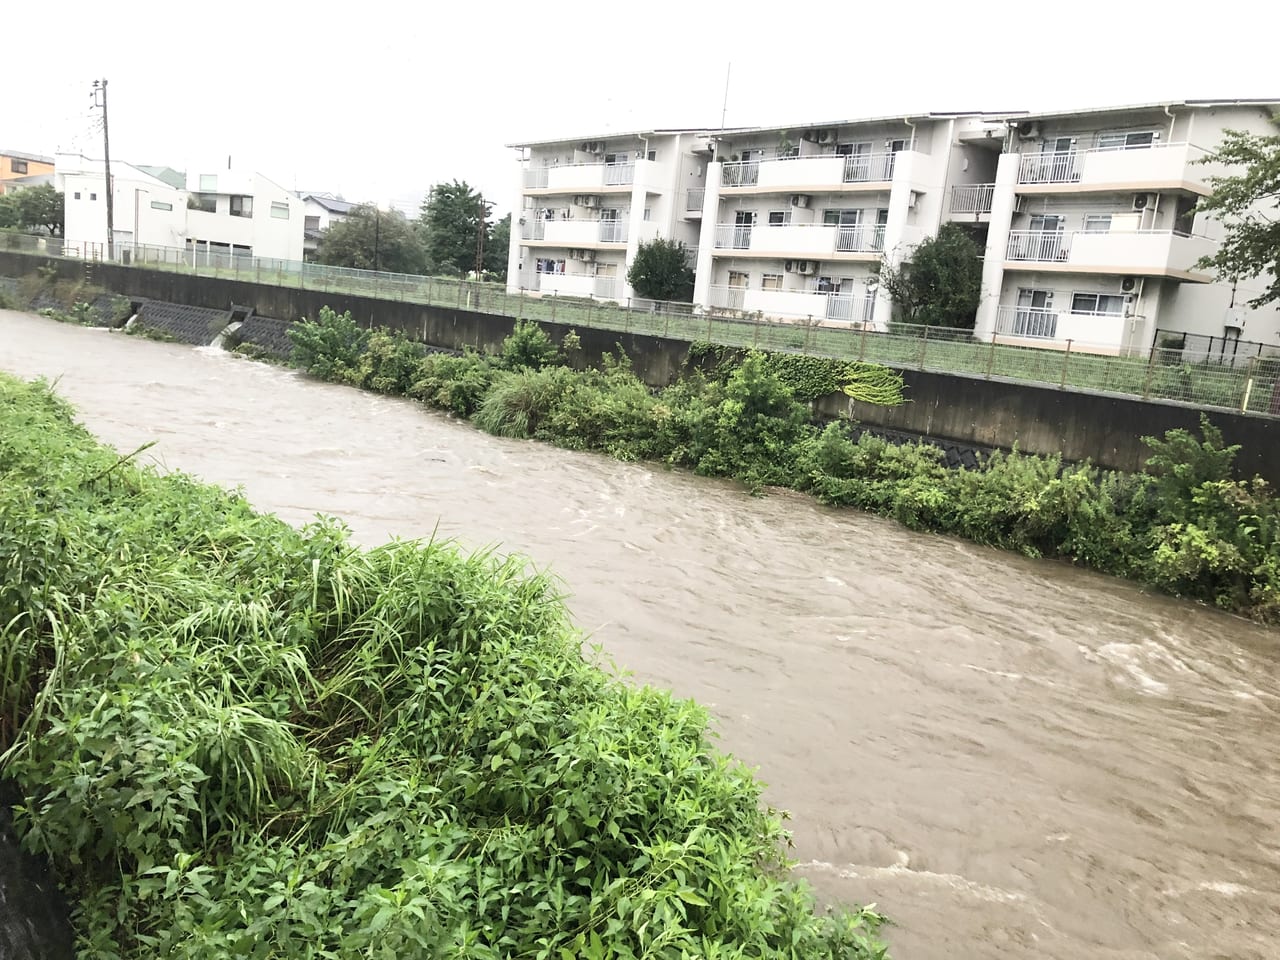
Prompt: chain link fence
<box><xmin>4</xmin><ymin>231</ymin><xmax>1277</xmax><ymax>417</ymax></box>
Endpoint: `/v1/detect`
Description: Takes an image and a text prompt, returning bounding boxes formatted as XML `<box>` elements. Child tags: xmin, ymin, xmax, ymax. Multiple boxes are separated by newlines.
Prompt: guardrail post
<box><xmin>1060</xmin><ymin>339</ymin><xmax>1073</xmax><ymax>388</ymax></box>
<box><xmin>706</xmin><ymin>314</ymin><xmax>713</xmax><ymax>341</ymax></box>
<box><xmin>986</xmin><ymin>334</ymin><xmax>997</xmax><ymax>379</ymax></box>
<box><xmin>858</xmin><ymin>322</ymin><xmax>868</xmax><ymax>361</ymax></box>
<box><xmin>1141</xmin><ymin>347</ymin><xmax>1157</xmax><ymax>399</ymax></box>
<box><xmin>753</xmin><ymin>314</ymin><xmax>761</xmax><ymax>348</ymax></box>
<box><xmin>551</xmin><ymin>295</ymin><xmax>557</xmax><ymax>324</ymax></box>
<box><xmin>805</xmin><ymin>317</ymin><xmax>814</xmax><ymax>351</ymax></box>
<box><xmin>587</xmin><ymin>298</ymin><xmax>594</xmax><ymax>329</ymax></box>
<box><xmin>917</xmin><ymin>324</ymin><xmax>930</xmax><ymax>369</ymax></box>
<box><xmin>456</xmin><ymin>282</ymin><xmax>463</xmax><ymax>309</ymax></box>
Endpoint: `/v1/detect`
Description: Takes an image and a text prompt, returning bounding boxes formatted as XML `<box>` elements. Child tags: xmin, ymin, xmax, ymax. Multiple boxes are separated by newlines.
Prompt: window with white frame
<box><xmin>761</xmin><ymin>273</ymin><xmax>783</xmax><ymax>290</ymax></box>
<box><xmin>816</xmin><ymin>276</ymin><xmax>843</xmax><ymax>294</ymax></box>
<box><xmin>1070</xmin><ymin>292</ymin><xmax>1126</xmax><ymax>315</ymax></box>
<box><xmin>150</xmin><ymin>200</ymin><xmax>173</xmax><ymax>211</ymax></box>
<box><xmin>768</xmin><ymin>210</ymin><xmax>791</xmax><ymax>226</ymax></box>
<box><xmin>89</xmin><ymin>192</ymin><xmax>97</xmax><ymax>201</ymax></box>
<box><xmin>10</xmin><ymin>159</ymin><xmax>28</xmax><ymax>174</ymax></box>
<box><xmin>270</xmin><ymin>201</ymin><xmax>290</xmax><ymax>219</ymax></box>
<box><xmin>1095</xmin><ymin>131</ymin><xmax>1156</xmax><ymax>151</ymax></box>
<box><xmin>727</xmin><ymin>270</ymin><xmax>749</xmax><ymax>288</ymax></box>
<box><xmin>73</xmin><ymin>191</ymin><xmax>81</xmax><ymax>200</ymax></box>
<box><xmin>229</xmin><ymin>195</ymin><xmax>253</xmax><ymax>218</ymax></box>
<box><xmin>199</xmin><ymin>174</ymin><xmax>218</xmax><ymax>191</ymax></box>
<box><xmin>1082</xmin><ymin>214</ymin><xmax>1112</xmax><ymax>233</ymax></box>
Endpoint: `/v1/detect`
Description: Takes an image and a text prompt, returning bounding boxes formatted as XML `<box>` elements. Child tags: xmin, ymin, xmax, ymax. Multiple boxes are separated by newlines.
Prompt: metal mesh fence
<box><xmin>4</xmin><ymin>231</ymin><xmax>1276</xmax><ymax>417</ymax></box>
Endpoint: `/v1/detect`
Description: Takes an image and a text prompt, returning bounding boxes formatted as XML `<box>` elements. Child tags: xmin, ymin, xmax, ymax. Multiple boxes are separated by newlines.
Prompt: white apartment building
<box><xmin>56</xmin><ymin>156</ymin><xmax>306</xmax><ymax>263</ymax></box>
<box><xmin>505</xmin><ymin>130</ymin><xmax>711</xmax><ymax>302</ymax></box>
<box><xmin>508</xmin><ymin>99</ymin><xmax>1280</xmax><ymax>355</ymax></box>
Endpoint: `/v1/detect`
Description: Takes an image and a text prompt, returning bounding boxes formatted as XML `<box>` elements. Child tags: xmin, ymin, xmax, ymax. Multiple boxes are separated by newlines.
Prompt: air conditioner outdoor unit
<box><xmin>784</xmin><ymin>259</ymin><xmax>797</xmax><ymax>273</ymax></box>
<box><xmin>580</xmin><ymin>250</ymin><xmax>596</xmax><ymax>263</ymax></box>
<box><xmin>790</xmin><ymin>194</ymin><xmax>811</xmax><ymax>208</ymax></box>
<box><xmin>1120</xmin><ymin>276</ymin><xmax>1139</xmax><ymax>294</ymax></box>
<box><xmin>582</xmin><ymin>195</ymin><xmax>600</xmax><ymax>209</ymax></box>
<box><xmin>802</xmin><ymin>129</ymin><xmax>821</xmax><ymax>143</ymax></box>
<box><xmin>1017</xmin><ymin>120</ymin><xmax>1043</xmax><ymax>140</ymax></box>
<box><xmin>797</xmin><ymin>261</ymin><xmax>817</xmax><ymax>276</ymax></box>
<box><xmin>817</xmin><ymin>131</ymin><xmax>836</xmax><ymax>145</ymax></box>
<box><xmin>569</xmin><ymin>249</ymin><xmax>583</xmax><ymax>260</ymax></box>
<box><xmin>1132</xmin><ymin>193</ymin><xmax>1156</xmax><ymax>211</ymax></box>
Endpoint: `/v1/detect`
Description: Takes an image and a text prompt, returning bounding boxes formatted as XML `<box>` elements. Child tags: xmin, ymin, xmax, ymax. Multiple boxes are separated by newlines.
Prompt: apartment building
<box><xmin>508</xmin><ymin>99</ymin><xmax>1279</xmax><ymax>354</ymax></box>
<box><xmin>505</xmin><ymin>130</ymin><xmax>711</xmax><ymax>301</ymax></box>
<box><xmin>975</xmin><ymin>101</ymin><xmax>1278</xmax><ymax>354</ymax></box>
<box><xmin>56</xmin><ymin>156</ymin><xmax>306</xmax><ymax>262</ymax></box>
<box><xmin>0</xmin><ymin>150</ymin><xmax>55</xmax><ymax>195</ymax></box>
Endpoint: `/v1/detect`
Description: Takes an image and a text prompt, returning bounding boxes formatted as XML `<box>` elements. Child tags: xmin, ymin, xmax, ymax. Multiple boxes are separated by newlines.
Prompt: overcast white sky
<box><xmin>4</xmin><ymin>0</ymin><xmax>1274</xmax><ymax>216</ymax></box>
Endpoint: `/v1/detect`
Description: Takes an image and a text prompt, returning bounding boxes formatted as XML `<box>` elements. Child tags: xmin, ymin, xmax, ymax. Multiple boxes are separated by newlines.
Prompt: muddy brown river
<box><xmin>3</xmin><ymin>309</ymin><xmax>1278</xmax><ymax>959</ymax></box>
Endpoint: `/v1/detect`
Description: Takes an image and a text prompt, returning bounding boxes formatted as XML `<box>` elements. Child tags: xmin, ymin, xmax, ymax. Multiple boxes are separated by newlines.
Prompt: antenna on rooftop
<box><xmin>720</xmin><ymin>62</ymin><xmax>731</xmax><ymax>130</ymax></box>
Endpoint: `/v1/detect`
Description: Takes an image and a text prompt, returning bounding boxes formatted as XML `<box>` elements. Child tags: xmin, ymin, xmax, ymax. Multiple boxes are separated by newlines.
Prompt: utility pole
<box><xmin>374</xmin><ymin>206</ymin><xmax>381</xmax><ymax>272</ymax></box>
<box><xmin>473</xmin><ymin>194</ymin><xmax>486</xmax><ymax>281</ymax></box>
<box><xmin>91</xmin><ymin>79</ymin><xmax>114</xmax><ymax>260</ymax></box>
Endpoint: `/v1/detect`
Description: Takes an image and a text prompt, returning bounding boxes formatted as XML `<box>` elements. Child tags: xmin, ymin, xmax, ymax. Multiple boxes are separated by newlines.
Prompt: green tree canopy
<box><xmin>626</xmin><ymin>237</ymin><xmax>695</xmax><ymax>302</ymax></box>
<box><xmin>419</xmin><ymin>180</ymin><xmax>490</xmax><ymax>277</ymax></box>
<box><xmin>875</xmin><ymin>222</ymin><xmax>982</xmax><ymax>328</ymax></box>
<box><xmin>316</xmin><ymin>205</ymin><xmax>427</xmax><ymax>275</ymax></box>
<box><xmin>1196</xmin><ymin>124</ymin><xmax>1280</xmax><ymax>307</ymax></box>
<box><xmin>484</xmin><ymin>213</ymin><xmax>510</xmax><ymax>282</ymax></box>
<box><xmin>0</xmin><ymin>185</ymin><xmax>63</xmax><ymax>236</ymax></box>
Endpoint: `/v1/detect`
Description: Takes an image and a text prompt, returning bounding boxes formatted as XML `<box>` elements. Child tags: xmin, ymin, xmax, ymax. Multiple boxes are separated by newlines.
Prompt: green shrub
<box><xmin>501</xmin><ymin>318</ymin><xmax>559</xmax><ymax>370</ymax></box>
<box><xmin>408</xmin><ymin>349</ymin><xmax>499</xmax><ymax>416</ymax></box>
<box><xmin>287</xmin><ymin>306</ymin><xmax>370</xmax><ymax>380</ymax></box>
<box><xmin>473</xmin><ymin>366</ymin><xmax>574</xmax><ymax>438</ymax></box>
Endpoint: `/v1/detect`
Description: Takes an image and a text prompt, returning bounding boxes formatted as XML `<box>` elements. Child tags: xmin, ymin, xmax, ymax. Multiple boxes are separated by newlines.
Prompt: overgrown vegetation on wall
<box><xmin>289</xmin><ymin>308</ymin><xmax>1280</xmax><ymax>622</ymax></box>
<box><xmin>0</xmin><ymin>374</ymin><xmax>889</xmax><ymax>959</ymax></box>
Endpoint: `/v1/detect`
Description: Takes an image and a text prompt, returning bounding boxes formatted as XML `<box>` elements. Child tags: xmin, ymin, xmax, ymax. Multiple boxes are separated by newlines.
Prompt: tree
<box><xmin>875</xmin><ymin>223</ymin><xmax>982</xmax><ymax>328</ymax></box>
<box><xmin>2</xmin><ymin>185</ymin><xmax>63</xmax><ymax>236</ymax></box>
<box><xmin>316</xmin><ymin>205</ymin><xmax>427</xmax><ymax>275</ymax></box>
<box><xmin>0</xmin><ymin>193</ymin><xmax>20</xmax><ymax>230</ymax></box>
<box><xmin>420</xmin><ymin>180</ymin><xmax>490</xmax><ymax>277</ymax></box>
<box><xmin>1195</xmin><ymin>124</ymin><xmax>1280</xmax><ymax>307</ymax></box>
<box><xmin>626</xmin><ymin>237</ymin><xmax>695</xmax><ymax>302</ymax></box>
<box><xmin>484</xmin><ymin>213</ymin><xmax>510</xmax><ymax>282</ymax></box>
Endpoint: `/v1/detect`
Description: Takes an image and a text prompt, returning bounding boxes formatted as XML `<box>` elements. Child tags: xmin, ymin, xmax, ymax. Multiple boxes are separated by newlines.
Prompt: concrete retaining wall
<box><xmin>4</xmin><ymin>250</ymin><xmax>1279</xmax><ymax>484</ymax></box>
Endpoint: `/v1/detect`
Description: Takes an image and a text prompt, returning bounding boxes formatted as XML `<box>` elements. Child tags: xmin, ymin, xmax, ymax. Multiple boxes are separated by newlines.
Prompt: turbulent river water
<box><xmin>3</xmin><ymin>309</ymin><xmax>1279</xmax><ymax>959</ymax></box>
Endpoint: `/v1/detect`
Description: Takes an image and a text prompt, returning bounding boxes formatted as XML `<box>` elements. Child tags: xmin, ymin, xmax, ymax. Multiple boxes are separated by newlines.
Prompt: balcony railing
<box><xmin>708</xmin><ymin>284</ymin><xmax>747</xmax><ymax>310</ymax></box>
<box><xmin>686</xmin><ymin>187</ymin><xmax>705</xmax><ymax>212</ymax></box>
<box><xmin>604</xmin><ymin>161</ymin><xmax>635</xmax><ymax>186</ymax></box>
<box><xmin>523</xmin><ymin>168</ymin><xmax>550</xmax><ymax>189</ymax></box>
<box><xmin>721</xmin><ymin>161</ymin><xmax>760</xmax><ymax>187</ymax></box>
<box><xmin>825</xmin><ymin>293</ymin><xmax>875</xmax><ymax>323</ymax></box>
<box><xmin>1006</xmin><ymin>230</ymin><xmax>1068</xmax><ymax>261</ymax></box>
<box><xmin>598</xmin><ymin>219</ymin><xmax>627</xmax><ymax>243</ymax></box>
<box><xmin>521</xmin><ymin>219</ymin><xmax>547</xmax><ymax>241</ymax></box>
<box><xmin>594</xmin><ymin>276</ymin><xmax>619</xmax><ymax>299</ymax></box>
<box><xmin>996</xmin><ymin>305</ymin><xmax>1060</xmax><ymax>339</ymax></box>
<box><xmin>1018</xmin><ymin>151</ymin><xmax>1083</xmax><ymax>184</ymax></box>
<box><xmin>950</xmin><ymin>183</ymin><xmax>995</xmax><ymax>215</ymax></box>
<box><xmin>1017</xmin><ymin>141</ymin><xmax>1207</xmax><ymax>186</ymax></box>
<box><xmin>843</xmin><ymin>152</ymin><xmax>897</xmax><ymax>182</ymax></box>
<box><xmin>713</xmin><ymin>223</ymin><xmax>753</xmax><ymax>249</ymax></box>
<box><xmin>836</xmin><ymin>224</ymin><xmax>885</xmax><ymax>253</ymax></box>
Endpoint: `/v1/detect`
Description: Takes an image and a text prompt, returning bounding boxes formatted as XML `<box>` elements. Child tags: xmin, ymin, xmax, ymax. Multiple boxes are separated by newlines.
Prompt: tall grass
<box><xmin>0</xmin><ymin>373</ymin><xmax>888</xmax><ymax>959</ymax></box>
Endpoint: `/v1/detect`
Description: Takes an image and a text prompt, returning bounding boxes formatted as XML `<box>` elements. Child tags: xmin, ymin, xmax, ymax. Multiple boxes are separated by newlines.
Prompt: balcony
<box><xmin>712</xmin><ymin>222</ymin><xmax>885</xmax><ymax>257</ymax></box>
<box><xmin>707</xmin><ymin>284</ymin><xmax>875</xmax><ymax>323</ymax></box>
<box><xmin>1005</xmin><ymin>229</ymin><xmax>1215</xmax><ymax>279</ymax></box>
<box><xmin>950</xmin><ymin>183</ymin><xmax>995</xmax><ymax>216</ymax></box>
<box><xmin>994</xmin><ymin>305</ymin><xmax>1127</xmax><ymax>351</ymax></box>
<box><xmin>720</xmin><ymin>152</ymin><xmax>902</xmax><ymax>192</ymax></box>
<box><xmin>1015</xmin><ymin>142</ymin><xmax>1210</xmax><ymax>193</ymax></box>
<box><xmin>522</xmin><ymin>161</ymin><xmax>635</xmax><ymax>193</ymax></box>
<box><xmin>521</xmin><ymin>218</ymin><xmax>628</xmax><ymax>246</ymax></box>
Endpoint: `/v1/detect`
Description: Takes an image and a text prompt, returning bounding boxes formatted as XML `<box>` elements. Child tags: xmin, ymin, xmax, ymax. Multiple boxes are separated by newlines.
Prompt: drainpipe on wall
<box><xmin>1164</xmin><ymin>104</ymin><xmax>1177</xmax><ymax>143</ymax></box>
